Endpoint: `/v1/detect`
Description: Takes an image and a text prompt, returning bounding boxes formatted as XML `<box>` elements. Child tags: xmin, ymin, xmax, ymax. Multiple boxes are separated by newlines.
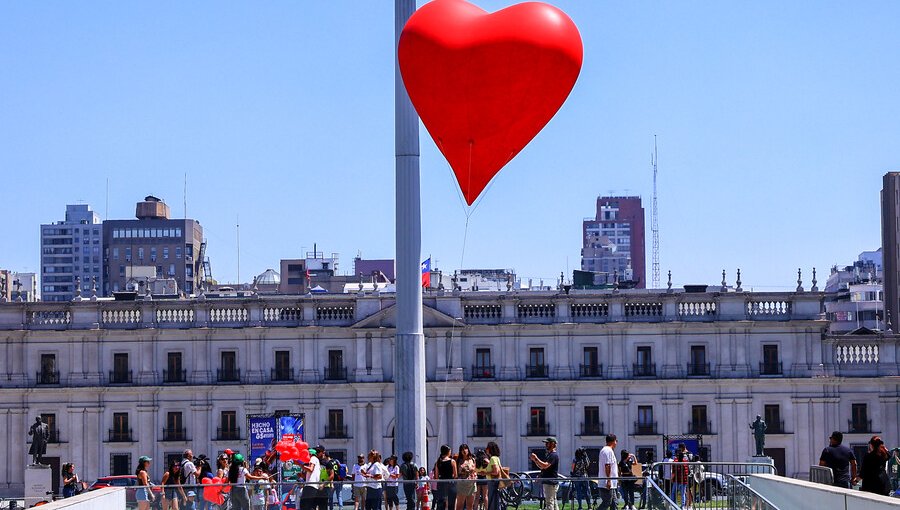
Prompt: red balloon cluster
<box><xmin>274</xmin><ymin>439</ymin><xmax>310</xmax><ymax>464</ymax></box>
<box><xmin>201</xmin><ymin>476</ymin><xmax>229</xmax><ymax>505</ymax></box>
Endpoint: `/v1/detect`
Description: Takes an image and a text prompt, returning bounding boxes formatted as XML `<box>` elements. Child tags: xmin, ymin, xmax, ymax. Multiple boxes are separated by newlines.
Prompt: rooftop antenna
<box><xmin>105</xmin><ymin>178</ymin><xmax>109</xmax><ymax>220</ymax></box>
<box><xmin>183</xmin><ymin>172</ymin><xmax>187</xmax><ymax>219</ymax></box>
<box><xmin>651</xmin><ymin>135</ymin><xmax>660</xmax><ymax>289</ymax></box>
<box><xmin>236</xmin><ymin>215</ymin><xmax>241</xmax><ymax>284</ymax></box>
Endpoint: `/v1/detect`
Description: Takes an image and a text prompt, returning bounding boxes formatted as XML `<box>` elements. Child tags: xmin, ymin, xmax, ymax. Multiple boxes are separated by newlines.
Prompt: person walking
<box><xmin>569</xmin><ymin>448</ymin><xmax>591</xmax><ymax>510</ymax></box>
<box><xmin>860</xmin><ymin>436</ymin><xmax>891</xmax><ymax>495</ymax></box>
<box><xmin>332</xmin><ymin>458</ymin><xmax>348</xmax><ymax>510</ymax></box>
<box><xmin>352</xmin><ymin>454</ymin><xmax>369</xmax><ymax>510</ymax></box>
<box><xmin>598</xmin><ymin>435</ymin><xmax>618</xmax><ymax>510</ymax></box>
<box><xmin>456</xmin><ymin>444</ymin><xmax>477</xmax><ymax>510</ymax></box>
<box><xmin>530</xmin><ymin>438</ymin><xmax>560</xmax><ymax>510</ymax></box>
<box><xmin>161</xmin><ymin>460</ymin><xmax>185</xmax><ymax>510</ymax></box>
<box><xmin>819</xmin><ymin>431</ymin><xmax>858</xmax><ymax>489</ymax></box>
<box><xmin>434</xmin><ymin>445</ymin><xmax>458</xmax><ymax>510</ymax></box>
<box><xmin>385</xmin><ymin>455</ymin><xmax>401</xmax><ymax>510</ymax></box>
<box><xmin>135</xmin><ymin>456</ymin><xmax>155</xmax><ymax>510</ymax></box>
<box><xmin>400</xmin><ymin>451</ymin><xmax>419</xmax><ymax>510</ymax></box>
<box><xmin>61</xmin><ymin>463</ymin><xmax>81</xmax><ymax>499</ymax></box>
<box><xmin>617</xmin><ymin>450</ymin><xmax>637</xmax><ymax>510</ymax></box>
<box><xmin>484</xmin><ymin>442</ymin><xmax>502</xmax><ymax>510</ymax></box>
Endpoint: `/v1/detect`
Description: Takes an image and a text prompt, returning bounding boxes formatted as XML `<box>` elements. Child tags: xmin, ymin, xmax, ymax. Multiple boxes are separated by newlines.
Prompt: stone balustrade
<box><xmin>0</xmin><ymin>289</ymin><xmax>826</xmax><ymax>331</ymax></box>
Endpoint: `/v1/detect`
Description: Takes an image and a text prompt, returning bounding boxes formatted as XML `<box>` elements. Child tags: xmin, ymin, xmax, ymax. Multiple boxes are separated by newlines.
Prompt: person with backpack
<box><xmin>400</xmin><ymin>451</ymin><xmax>419</xmax><ymax>510</ymax></box>
<box><xmin>569</xmin><ymin>448</ymin><xmax>591</xmax><ymax>510</ymax></box>
<box><xmin>331</xmin><ymin>456</ymin><xmax>348</xmax><ymax>510</ymax></box>
<box><xmin>61</xmin><ymin>462</ymin><xmax>81</xmax><ymax>499</ymax></box>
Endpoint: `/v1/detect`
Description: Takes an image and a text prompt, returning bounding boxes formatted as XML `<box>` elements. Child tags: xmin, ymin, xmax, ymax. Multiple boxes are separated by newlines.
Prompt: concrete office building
<box><xmin>40</xmin><ymin>204</ymin><xmax>103</xmax><ymax>302</ymax></box>
<box><xmin>1</xmin><ymin>285</ymin><xmax>898</xmax><ymax>496</ymax></box>
<box><xmin>103</xmin><ymin>196</ymin><xmax>204</xmax><ymax>296</ymax></box>
<box><xmin>882</xmin><ymin>172</ymin><xmax>900</xmax><ymax>332</ymax></box>
<box><xmin>582</xmin><ymin>196</ymin><xmax>646</xmax><ymax>288</ymax></box>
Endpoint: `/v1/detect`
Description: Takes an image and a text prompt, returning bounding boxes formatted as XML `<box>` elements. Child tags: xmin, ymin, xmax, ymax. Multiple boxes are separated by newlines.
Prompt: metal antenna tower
<box><xmin>651</xmin><ymin>135</ymin><xmax>660</xmax><ymax>288</ymax></box>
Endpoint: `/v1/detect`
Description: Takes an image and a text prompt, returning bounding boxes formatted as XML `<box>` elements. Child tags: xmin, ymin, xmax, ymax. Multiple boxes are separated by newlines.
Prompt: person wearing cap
<box><xmin>300</xmin><ymin>447</ymin><xmax>324</xmax><ymax>510</ymax></box>
<box><xmin>819</xmin><ymin>431</ymin><xmax>858</xmax><ymax>488</ymax></box>
<box><xmin>351</xmin><ymin>454</ymin><xmax>368</xmax><ymax>510</ymax></box>
<box><xmin>228</xmin><ymin>452</ymin><xmax>252</xmax><ymax>509</ymax></box>
<box><xmin>530</xmin><ymin>437</ymin><xmax>560</xmax><ymax>510</ymax></box>
<box><xmin>135</xmin><ymin>456</ymin><xmax>154</xmax><ymax>510</ymax></box>
<box><xmin>185</xmin><ymin>490</ymin><xmax>197</xmax><ymax>510</ymax></box>
<box><xmin>315</xmin><ymin>447</ymin><xmax>335</xmax><ymax>510</ymax></box>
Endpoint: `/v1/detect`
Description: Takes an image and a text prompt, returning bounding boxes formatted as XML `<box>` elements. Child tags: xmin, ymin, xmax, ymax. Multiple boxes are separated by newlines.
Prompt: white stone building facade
<box><xmin>0</xmin><ymin>289</ymin><xmax>898</xmax><ymax>496</ymax></box>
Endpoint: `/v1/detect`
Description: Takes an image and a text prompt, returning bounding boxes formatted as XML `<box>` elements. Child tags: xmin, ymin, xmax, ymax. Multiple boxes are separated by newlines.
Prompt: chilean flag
<box><xmin>421</xmin><ymin>258</ymin><xmax>431</xmax><ymax>288</ymax></box>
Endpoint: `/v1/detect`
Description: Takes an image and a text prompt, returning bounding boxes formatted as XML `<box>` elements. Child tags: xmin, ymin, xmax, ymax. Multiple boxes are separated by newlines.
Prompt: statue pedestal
<box><xmin>25</xmin><ymin>464</ymin><xmax>52</xmax><ymax>507</ymax></box>
<box><xmin>745</xmin><ymin>456</ymin><xmax>775</xmax><ymax>474</ymax></box>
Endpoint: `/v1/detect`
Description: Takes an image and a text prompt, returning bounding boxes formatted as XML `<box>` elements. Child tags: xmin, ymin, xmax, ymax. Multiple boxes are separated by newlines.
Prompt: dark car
<box><xmin>88</xmin><ymin>475</ymin><xmax>163</xmax><ymax>508</ymax></box>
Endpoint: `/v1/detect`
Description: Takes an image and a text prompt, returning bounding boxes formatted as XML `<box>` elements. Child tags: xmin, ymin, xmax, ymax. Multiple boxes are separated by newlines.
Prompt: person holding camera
<box><xmin>530</xmin><ymin>437</ymin><xmax>560</xmax><ymax>510</ymax></box>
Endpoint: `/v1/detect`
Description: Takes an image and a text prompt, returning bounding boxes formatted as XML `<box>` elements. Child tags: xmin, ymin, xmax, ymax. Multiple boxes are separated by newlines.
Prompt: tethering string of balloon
<box><xmin>430</xmin><ymin>140</ymin><xmax>512</xmax><ymax>461</ymax></box>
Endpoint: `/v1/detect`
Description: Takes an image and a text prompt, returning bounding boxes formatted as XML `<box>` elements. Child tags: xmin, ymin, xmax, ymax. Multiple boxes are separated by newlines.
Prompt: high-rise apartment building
<box><xmin>103</xmin><ymin>196</ymin><xmax>204</xmax><ymax>295</ymax></box>
<box><xmin>581</xmin><ymin>196</ymin><xmax>646</xmax><ymax>288</ymax></box>
<box><xmin>40</xmin><ymin>204</ymin><xmax>103</xmax><ymax>301</ymax></box>
<box><xmin>881</xmin><ymin>172</ymin><xmax>900</xmax><ymax>332</ymax></box>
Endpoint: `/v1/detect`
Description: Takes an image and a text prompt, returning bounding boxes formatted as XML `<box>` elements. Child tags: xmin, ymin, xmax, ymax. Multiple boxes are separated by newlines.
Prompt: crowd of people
<box><xmin>56</xmin><ymin>431</ymin><xmax>898</xmax><ymax>509</ymax></box>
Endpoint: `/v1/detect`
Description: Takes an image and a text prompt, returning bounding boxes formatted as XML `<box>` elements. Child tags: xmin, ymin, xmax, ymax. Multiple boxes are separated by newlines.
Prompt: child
<box><xmin>184</xmin><ymin>490</ymin><xmax>197</xmax><ymax>510</ymax></box>
<box><xmin>415</xmin><ymin>467</ymin><xmax>430</xmax><ymax>510</ymax></box>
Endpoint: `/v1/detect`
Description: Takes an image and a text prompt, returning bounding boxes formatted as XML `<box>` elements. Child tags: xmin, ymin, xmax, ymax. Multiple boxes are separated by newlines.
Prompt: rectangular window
<box><xmin>150</xmin><ymin>248</ymin><xmax>157</xmax><ymax>262</ymax></box>
<box><xmin>166</xmin><ymin>352</ymin><xmax>184</xmax><ymax>383</ymax></box>
<box><xmin>110</xmin><ymin>454</ymin><xmax>131</xmax><ymax>476</ymax></box>
<box><xmin>583</xmin><ymin>406</ymin><xmax>601</xmax><ymax>435</ymax></box>
<box><xmin>689</xmin><ymin>345</ymin><xmax>709</xmax><ymax>375</ymax></box>
<box><xmin>274</xmin><ymin>351</ymin><xmax>292</xmax><ymax>381</ymax></box>
<box><xmin>637</xmin><ymin>405</ymin><xmax>655</xmax><ymax>434</ymax></box>
<box><xmin>582</xmin><ymin>347</ymin><xmax>600</xmax><ymax>377</ymax></box>
<box><xmin>176</xmin><ymin>248</ymin><xmax>182</xmax><ymax>259</ymax></box>
<box><xmin>326</xmin><ymin>350</ymin><xmax>345</xmax><ymax>380</ymax></box>
<box><xmin>111</xmin><ymin>353</ymin><xmax>130</xmax><ymax>383</ymax></box>
<box><xmin>169</xmin><ymin>264</ymin><xmax>176</xmax><ymax>276</ymax></box>
<box><xmin>163</xmin><ymin>247</ymin><xmax>169</xmax><ymax>259</ymax></box>
<box><xmin>473</xmin><ymin>348</ymin><xmax>493</xmax><ymax>378</ymax></box>
<box><xmin>691</xmin><ymin>405</ymin><xmax>709</xmax><ymax>434</ymax></box>
<box><xmin>527</xmin><ymin>347</ymin><xmax>547</xmax><ymax>377</ymax></box>
<box><xmin>137</xmin><ymin>248</ymin><xmax>144</xmax><ymax>260</ymax></box>
<box><xmin>219</xmin><ymin>411</ymin><xmax>239</xmax><ymax>440</ymax></box>
<box><xmin>474</xmin><ymin>407</ymin><xmax>495</xmax><ymax>437</ymax></box>
<box><xmin>125</xmin><ymin>247</ymin><xmax>131</xmax><ymax>262</ymax></box>
<box><xmin>327</xmin><ymin>410</ymin><xmax>346</xmax><ymax>438</ymax></box>
<box><xmin>529</xmin><ymin>407</ymin><xmax>547</xmax><ymax>435</ymax></box>
<box><xmin>41</xmin><ymin>413</ymin><xmax>58</xmax><ymax>443</ymax></box>
<box><xmin>220</xmin><ymin>351</ymin><xmax>238</xmax><ymax>382</ymax></box>
<box><xmin>851</xmin><ymin>404</ymin><xmax>869</xmax><ymax>433</ymax></box>
<box><xmin>635</xmin><ymin>346</ymin><xmax>655</xmax><ymax>377</ymax></box>
<box><xmin>165</xmin><ymin>412</ymin><xmax>184</xmax><ymax>440</ymax></box>
<box><xmin>762</xmin><ymin>345</ymin><xmax>781</xmax><ymax>374</ymax></box>
<box><xmin>111</xmin><ymin>412</ymin><xmax>130</xmax><ymax>441</ymax></box>
<box><xmin>764</xmin><ymin>405</ymin><xmax>782</xmax><ymax>433</ymax></box>
<box><xmin>113</xmin><ymin>248</ymin><xmax>119</xmax><ymax>260</ymax></box>
<box><xmin>39</xmin><ymin>354</ymin><xmax>58</xmax><ymax>384</ymax></box>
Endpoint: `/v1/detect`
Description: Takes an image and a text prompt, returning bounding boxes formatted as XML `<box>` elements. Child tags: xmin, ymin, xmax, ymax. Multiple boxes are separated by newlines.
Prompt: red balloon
<box><xmin>203</xmin><ymin>477</ymin><xmax>226</xmax><ymax>505</ymax></box>
<box><xmin>297</xmin><ymin>449</ymin><xmax>311</xmax><ymax>464</ymax></box>
<box><xmin>399</xmin><ymin>0</ymin><xmax>583</xmax><ymax>205</ymax></box>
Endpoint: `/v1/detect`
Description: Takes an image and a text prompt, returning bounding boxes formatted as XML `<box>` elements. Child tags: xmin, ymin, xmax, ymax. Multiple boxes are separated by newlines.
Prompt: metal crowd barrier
<box><xmin>809</xmin><ymin>465</ymin><xmax>834</xmax><ymax>486</ymax></box>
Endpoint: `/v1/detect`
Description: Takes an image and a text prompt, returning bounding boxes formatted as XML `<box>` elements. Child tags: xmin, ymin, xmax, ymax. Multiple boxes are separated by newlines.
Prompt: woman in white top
<box><xmin>363</xmin><ymin>450</ymin><xmax>388</xmax><ymax>510</ymax></box>
<box><xmin>384</xmin><ymin>456</ymin><xmax>401</xmax><ymax>510</ymax></box>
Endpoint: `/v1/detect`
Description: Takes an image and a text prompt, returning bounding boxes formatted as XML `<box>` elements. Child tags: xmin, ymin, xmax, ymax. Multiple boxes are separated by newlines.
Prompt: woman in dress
<box><xmin>860</xmin><ymin>435</ymin><xmax>891</xmax><ymax>495</ymax></box>
<box><xmin>455</xmin><ymin>444</ymin><xmax>477</xmax><ymax>510</ymax></box>
<box><xmin>135</xmin><ymin>456</ymin><xmax>155</xmax><ymax>510</ymax></box>
<box><xmin>473</xmin><ymin>450</ymin><xmax>489</xmax><ymax>510</ymax></box>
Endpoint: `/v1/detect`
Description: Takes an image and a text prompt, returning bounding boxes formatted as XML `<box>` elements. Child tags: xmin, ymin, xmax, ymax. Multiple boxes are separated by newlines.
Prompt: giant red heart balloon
<box><xmin>400</xmin><ymin>0</ymin><xmax>582</xmax><ymax>205</ymax></box>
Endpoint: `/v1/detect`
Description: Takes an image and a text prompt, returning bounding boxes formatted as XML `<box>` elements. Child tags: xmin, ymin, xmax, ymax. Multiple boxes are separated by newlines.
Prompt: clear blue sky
<box><xmin>2</xmin><ymin>1</ymin><xmax>899</xmax><ymax>290</ymax></box>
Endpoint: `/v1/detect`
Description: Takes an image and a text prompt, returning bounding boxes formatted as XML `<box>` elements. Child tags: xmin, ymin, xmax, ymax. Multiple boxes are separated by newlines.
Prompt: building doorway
<box><xmin>763</xmin><ymin>448</ymin><xmax>785</xmax><ymax>476</ymax></box>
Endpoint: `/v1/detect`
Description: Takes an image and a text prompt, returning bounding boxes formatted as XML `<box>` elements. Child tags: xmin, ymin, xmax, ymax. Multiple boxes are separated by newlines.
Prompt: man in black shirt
<box><xmin>531</xmin><ymin>437</ymin><xmax>560</xmax><ymax>510</ymax></box>
<box><xmin>819</xmin><ymin>431</ymin><xmax>858</xmax><ymax>489</ymax></box>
